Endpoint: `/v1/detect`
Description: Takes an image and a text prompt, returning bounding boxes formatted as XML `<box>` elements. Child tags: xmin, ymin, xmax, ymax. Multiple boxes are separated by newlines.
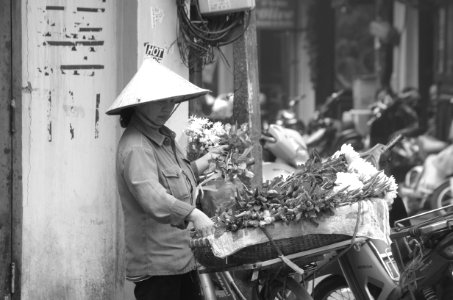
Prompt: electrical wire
<box><xmin>176</xmin><ymin>0</ymin><xmax>251</xmax><ymax>67</ymax></box>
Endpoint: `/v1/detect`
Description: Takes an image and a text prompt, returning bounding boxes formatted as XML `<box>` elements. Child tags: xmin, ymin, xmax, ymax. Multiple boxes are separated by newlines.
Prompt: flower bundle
<box><xmin>213</xmin><ymin>144</ymin><xmax>398</xmax><ymax>233</ymax></box>
<box><xmin>185</xmin><ymin>116</ymin><xmax>255</xmax><ymax>184</ymax></box>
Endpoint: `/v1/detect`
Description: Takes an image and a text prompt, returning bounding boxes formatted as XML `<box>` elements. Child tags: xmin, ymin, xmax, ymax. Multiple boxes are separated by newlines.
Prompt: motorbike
<box><xmin>274</xmin><ymin>95</ymin><xmax>306</xmax><ymax>135</ymax></box>
<box><xmin>261</xmin><ymin>123</ymin><xmax>309</xmax><ymax>182</ymax></box>
<box><xmin>309</xmin><ymin>137</ymin><xmax>453</xmax><ymax>300</ymax></box>
<box><xmin>368</xmin><ymin>87</ymin><xmax>421</xmax><ymax>148</ymax></box>
<box><xmin>195</xmin><ymin>123</ymin><xmax>312</xmax><ymax>300</ymax></box>
<box><xmin>196</xmin><ymin>204</ymin><xmax>453</xmax><ymax>300</ymax></box>
<box><xmin>311</xmin><ymin>205</ymin><xmax>453</xmax><ymax>300</ymax></box>
<box><xmin>429</xmin><ymin>177</ymin><xmax>453</xmax><ymax>215</ymax></box>
<box><xmin>194</xmin><ymin>137</ymin><xmax>393</xmax><ymax>300</ymax></box>
<box><xmin>399</xmin><ymin>142</ymin><xmax>452</xmax><ymax>216</ymax></box>
<box><xmin>306</xmin><ymin>90</ymin><xmax>364</xmax><ymax>157</ymax></box>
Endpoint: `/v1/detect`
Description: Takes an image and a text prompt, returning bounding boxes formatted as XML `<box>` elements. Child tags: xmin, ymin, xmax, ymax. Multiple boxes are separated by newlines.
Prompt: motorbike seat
<box><xmin>417</xmin><ymin>135</ymin><xmax>449</xmax><ymax>155</ymax></box>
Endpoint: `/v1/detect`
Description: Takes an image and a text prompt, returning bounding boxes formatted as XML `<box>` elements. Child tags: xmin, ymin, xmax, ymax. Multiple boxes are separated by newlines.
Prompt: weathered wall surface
<box><xmin>21</xmin><ymin>1</ymin><xmax>124</xmax><ymax>299</ymax></box>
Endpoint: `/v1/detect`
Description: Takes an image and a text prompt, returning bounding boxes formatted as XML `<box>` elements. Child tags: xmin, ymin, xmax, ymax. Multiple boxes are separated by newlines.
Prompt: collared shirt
<box><xmin>116</xmin><ymin>116</ymin><xmax>199</xmax><ymax>279</ymax></box>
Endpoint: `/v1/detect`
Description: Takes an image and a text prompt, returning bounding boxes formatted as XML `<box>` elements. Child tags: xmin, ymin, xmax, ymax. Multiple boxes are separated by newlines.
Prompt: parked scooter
<box><xmin>306</xmin><ymin>90</ymin><xmax>364</xmax><ymax>157</ymax></box>
<box><xmin>274</xmin><ymin>95</ymin><xmax>306</xmax><ymax>134</ymax></box>
<box><xmin>261</xmin><ymin>123</ymin><xmax>309</xmax><ymax>182</ymax></box>
<box><xmin>368</xmin><ymin>87</ymin><xmax>421</xmax><ymax>148</ymax></box>
<box><xmin>400</xmin><ymin>143</ymin><xmax>452</xmax><ymax>216</ymax></box>
<box><xmin>310</xmin><ymin>137</ymin><xmax>453</xmax><ymax>300</ymax></box>
<box><xmin>312</xmin><ymin>206</ymin><xmax>453</xmax><ymax>300</ymax></box>
<box><xmin>429</xmin><ymin>177</ymin><xmax>453</xmax><ymax>215</ymax></box>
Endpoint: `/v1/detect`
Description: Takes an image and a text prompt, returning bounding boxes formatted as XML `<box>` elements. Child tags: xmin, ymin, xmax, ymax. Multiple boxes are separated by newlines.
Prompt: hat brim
<box><xmin>106</xmin><ymin>58</ymin><xmax>210</xmax><ymax>115</ymax></box>
<box><xmin>106</xmin><ymin>92</ymin><xmax>209</xmax><ymax>115</ymax></box>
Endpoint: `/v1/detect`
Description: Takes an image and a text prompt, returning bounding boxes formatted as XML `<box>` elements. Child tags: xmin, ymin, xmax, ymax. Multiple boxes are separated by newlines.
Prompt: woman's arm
<box><xmin>193</xmin><ymin>145</ymin><xmax>229</xmax><ymax>174</ymax></box>
<box><xmin>123</xmin><ymin>146</ymin><xmax>194</xmax><ymax>226</ymax></box>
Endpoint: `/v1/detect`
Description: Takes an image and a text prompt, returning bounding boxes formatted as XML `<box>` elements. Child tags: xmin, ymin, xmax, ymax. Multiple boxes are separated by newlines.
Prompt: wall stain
<box><xmin>63</xmin><ymin>105</ymin><xmax>85</xmax><ymax>118</ymax></box>
<box><xmin>76</xmin><ymin>7</ymin><xmax>106</xmax><ymax>13</ymax></box>
<box><xmin>47</xmin><ymin>91</ymin><xmax>52</xmax><ymax>142</ymax></box>
<box><xmin>95</xmin><ymin>94</ymin><xmax>100</xmax><ymax>139</ymax></box>
<box><xmin>69</xmin><ymin>124</ymin><xmax>75</xmax><ymax>140</ymax></box>
<box><xmin>46</xmin><ymin>5</ymin><xmax>64</xmax><ymax>11</ymax></box>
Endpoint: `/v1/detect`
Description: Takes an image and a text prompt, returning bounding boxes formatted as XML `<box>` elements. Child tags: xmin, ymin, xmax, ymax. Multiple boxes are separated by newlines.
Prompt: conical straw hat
<box><xmin>106</xmin><ymin>58</ymin><xmax>210</xmax><ymax>115</ymax></box>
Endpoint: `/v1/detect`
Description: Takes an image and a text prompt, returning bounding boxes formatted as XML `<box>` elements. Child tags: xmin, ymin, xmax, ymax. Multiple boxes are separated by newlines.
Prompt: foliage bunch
<box><xmin>185</xmin><ymin>116</ymin><xmax>254</xmax><ymax>184</ymax></box>
<box><xmin>213</xmin><ymin>145</ymin><xmax>398</xmax><ymax>234</ymax></box>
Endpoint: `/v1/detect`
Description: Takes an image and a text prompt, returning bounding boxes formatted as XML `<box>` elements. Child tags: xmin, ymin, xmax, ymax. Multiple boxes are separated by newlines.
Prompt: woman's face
<box><xmin>136</xmin><ymin>100</ymin><xmax>176</xmax><ymax>126</ymax></box>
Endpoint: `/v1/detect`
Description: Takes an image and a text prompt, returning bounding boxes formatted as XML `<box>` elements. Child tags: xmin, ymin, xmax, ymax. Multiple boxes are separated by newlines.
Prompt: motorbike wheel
<box><xmin>429</xmin><ymin>180</ymin><xmax>453</xmax><ymax>214</ymax></box>
<box><xmin>312</xmin><ymin>275</ymin><xmax>354</xmax><ymax>300</ymax></box>
<box><xmin>261</xmin><ymin>277</ymin><xmax>311</xmax><ymax>300</ymax></box>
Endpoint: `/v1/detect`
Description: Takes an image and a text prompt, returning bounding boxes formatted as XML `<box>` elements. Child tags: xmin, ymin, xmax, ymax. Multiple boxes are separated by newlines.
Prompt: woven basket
<box><xmin>191</xmin><ymin>233</ymin><xmax>350</xmax><ymax>268</ymax></box>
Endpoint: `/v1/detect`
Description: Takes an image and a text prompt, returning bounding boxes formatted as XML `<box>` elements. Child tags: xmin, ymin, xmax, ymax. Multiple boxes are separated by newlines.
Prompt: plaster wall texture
<box><xmin>21</xmin><ymin>1</ymin><xmax>124</xmax><ymax>299</ymax></box>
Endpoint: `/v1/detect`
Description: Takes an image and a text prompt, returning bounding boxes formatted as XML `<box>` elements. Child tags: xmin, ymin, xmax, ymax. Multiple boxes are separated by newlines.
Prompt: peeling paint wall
<box><xmin>21</xmin><ymin>0</ymin><xmax>124</xmax><ymax>299</ymax></box>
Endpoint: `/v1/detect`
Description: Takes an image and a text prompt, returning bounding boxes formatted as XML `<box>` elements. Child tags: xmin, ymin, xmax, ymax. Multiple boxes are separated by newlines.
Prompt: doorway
<box><xmin>257</xmin><ymin>30</ymin><xmax>291</xmax><ymax>124</ymax></box>
<box><xmin>1</xmin><ymin>0</ymin><xmax>21</xmax><ymax>299</ymax></box>
<box><xmin>0</xmin><ymin>0</ymin><xmax>14</xmax><ymax>298</ymax></box>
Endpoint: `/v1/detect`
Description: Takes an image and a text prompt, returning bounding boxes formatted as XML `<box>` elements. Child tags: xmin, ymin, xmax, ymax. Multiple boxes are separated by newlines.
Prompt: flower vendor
<box><xmin>106</xmin><ymin>58</ymin><xmax>226</xmax><ymax>300</ymax></box>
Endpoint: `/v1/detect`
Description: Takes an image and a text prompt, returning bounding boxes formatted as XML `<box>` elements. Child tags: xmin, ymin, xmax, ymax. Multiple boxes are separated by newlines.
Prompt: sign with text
<box><xmin>144</xmin><ymin>43</ymin><xmax>165</xmax><ymax>63</ymax></box>
<box><xmin>256</xmin><ymin>0</ymin><xmax>296</xmax><ymax>29</ymax></box>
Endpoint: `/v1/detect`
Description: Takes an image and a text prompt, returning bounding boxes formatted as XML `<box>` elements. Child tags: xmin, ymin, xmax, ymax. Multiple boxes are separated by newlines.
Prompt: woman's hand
<box><xmin>187</xmin><ymin>208</ymin><xmax>215</xmax><ymax>237</ymax></box>
<box><xmin>195</xmin><ymin>145</ymin><xmax>229</xmax><ymax>174</ymax></box>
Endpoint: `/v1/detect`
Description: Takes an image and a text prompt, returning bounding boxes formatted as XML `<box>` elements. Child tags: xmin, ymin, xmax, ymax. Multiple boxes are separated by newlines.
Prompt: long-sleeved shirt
<box><xmin>116</xmin><ymin>116</ymin><xmax>199</xmax><ymax>279</ymax></box>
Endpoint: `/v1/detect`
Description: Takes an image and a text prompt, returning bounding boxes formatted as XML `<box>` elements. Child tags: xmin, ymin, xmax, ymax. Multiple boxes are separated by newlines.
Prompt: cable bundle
<box><xmin>176</xmin><ymin>0</ymin><xmax>250</xmax><ymax>67</ymax></box>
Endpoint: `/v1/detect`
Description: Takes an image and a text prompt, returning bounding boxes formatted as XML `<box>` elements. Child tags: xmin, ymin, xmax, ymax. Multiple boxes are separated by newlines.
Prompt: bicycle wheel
<box><xmin>261</xmin><ymin>277</ymin><xmax>312</xmax><ymax>300</ymax></box>
<box><xmin>429</xmin><ymin>180</ymin><xmax>453</xmax><ymax>214</ymax></box>
<box><xmin>312</xmin><ymin>275</ymin><xmax>354</xmax><ymax>300</ymax></box>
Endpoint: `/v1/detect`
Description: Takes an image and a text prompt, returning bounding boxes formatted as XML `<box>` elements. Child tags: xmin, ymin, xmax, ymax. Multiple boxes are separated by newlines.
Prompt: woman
<box><xmin>107</xmin><ymin>58</ymin><xmax>224</xmax><ymax>300</ymax></box>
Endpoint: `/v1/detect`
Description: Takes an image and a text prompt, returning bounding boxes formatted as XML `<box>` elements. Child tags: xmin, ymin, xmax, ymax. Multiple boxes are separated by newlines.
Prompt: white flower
<box><xmin>240</xmin><ymin>123</ymin><xmax>248</xmax><ymax>133</ymax></box>
<box><xmin>348</xmin><ymin>159</ymin><xmax>378</xmax><ymax>181</ymax></box>
<box><xmin>212</xmin><ymin>122</ymin><xmax>226</xmax><ymax>136</ymax></box>
<box><xmin>333</xmin><ymin>172</ymin><xmax>363</xmax><ymax>194</ymax></box>
<box><xmin>186</xmin><ymin>116</ymin><xmax>211</xmax><ymax>136</ymax></box>
<box><xmin>333</xmin><ymin>144</ymin><xmax>360</xmax><ymax>164</ymax></box>
<box><xmin>331</xmin><ymin>143</ymin><xmax>399</xmax><ymax>204</ymax></box>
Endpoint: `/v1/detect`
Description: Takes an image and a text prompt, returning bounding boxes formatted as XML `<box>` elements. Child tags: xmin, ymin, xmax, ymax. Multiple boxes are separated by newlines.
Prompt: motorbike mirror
<box><xmin>260</xmin><ymin>134</ymin><xmax>277</xmax><ymax>144</ymax></box>
<box><xmin>360</xmin><ymin>135</ymin><xmax>404</xmax><ymax>168</ymax></box>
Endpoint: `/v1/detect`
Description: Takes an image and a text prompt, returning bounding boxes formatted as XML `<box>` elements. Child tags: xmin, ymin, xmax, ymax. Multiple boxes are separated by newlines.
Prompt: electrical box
<box><xmin>198</xmin><ymin>0</ymin><xmax>255</xmax><ymax>16</ymax></box>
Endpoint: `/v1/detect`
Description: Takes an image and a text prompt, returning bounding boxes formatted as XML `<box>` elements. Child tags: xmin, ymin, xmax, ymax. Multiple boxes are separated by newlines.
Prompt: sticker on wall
<box><xmin>144</xmin><ymin>43</ymin><xmax>165</xmax><ymax>63</ymax></box>
<box><xmin>150</xmin><ymin>6</ymin><xmax>164</xmax><ymax>29</ymax></box>
<box><xmin>47</xmin><ymin>91</ymin><xmax>52</xmax><ymax>142</ymax></box>
<box><xmin>95</xmin><ymin>94</ymin><xmax>101</xmax><ymax>139</ymax></box>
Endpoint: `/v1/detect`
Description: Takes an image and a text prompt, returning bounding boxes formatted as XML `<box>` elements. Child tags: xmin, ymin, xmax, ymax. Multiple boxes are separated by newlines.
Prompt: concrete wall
<box><xmin>20</xmin><ymin>1</ymin><xmax>124</xmax><ymax>299</ymax></box>
<box><xmin>19</xmin><ymin>0</ymin><xmax>192</xmax><ymax>299</ymax></box>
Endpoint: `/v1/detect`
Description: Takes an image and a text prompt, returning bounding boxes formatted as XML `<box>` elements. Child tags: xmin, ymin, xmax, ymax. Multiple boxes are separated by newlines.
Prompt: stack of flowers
<box><xmin>213</xmin><ymin>144</ymin><xmax>397</xmax><ymax>234</ymax></box>
<box><xmin>185</xmin><ymin>117</ymin><xmax>397</xmax><ymax>236</ymax></box>
<box><xmin>185</xmin><ymin>116</ymin><xmax>255</xmax><ymax>187</ymax></box>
